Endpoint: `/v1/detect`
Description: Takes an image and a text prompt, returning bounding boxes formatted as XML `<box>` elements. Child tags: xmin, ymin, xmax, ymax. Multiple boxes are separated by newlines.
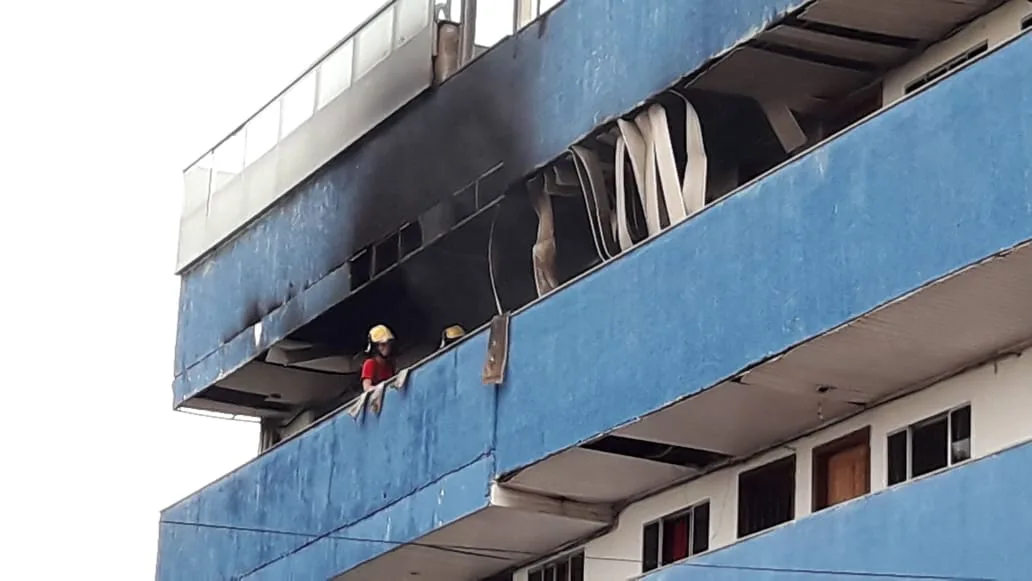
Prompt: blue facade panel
<box><xmin>241</xmin><ymin>457</ymin><xmax>493</xmax><ymax>581</ymax></box>
<box><xmin>158</xmin><ymin>335</ymin><xmax>496</xmax><ymax>581</ymax></box>
<box><xmin>495</xmin><ymin>32</ymin><xmax>1032</xmax><ymax>473</ymax></box>
<box><xmin>644</xmin><ymin>441</ymin><xmax>1032</xmax><ymax>581</ymax></box>
<box><xmin>173</xmin><ymin>0</ymin><xmax>806</xmax><ymax>405</ymax></box>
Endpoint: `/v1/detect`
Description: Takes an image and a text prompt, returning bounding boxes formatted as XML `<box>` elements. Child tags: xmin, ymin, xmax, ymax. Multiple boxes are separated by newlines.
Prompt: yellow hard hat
<box><xmin>443</xmin><ymin>325</ymin><xmax>465</xmax><ymax>341</ymax></box>
<box><xmin>368</xmin><ymin>324</ymin><xmax>395</xmax><ymax>345</ymax></box>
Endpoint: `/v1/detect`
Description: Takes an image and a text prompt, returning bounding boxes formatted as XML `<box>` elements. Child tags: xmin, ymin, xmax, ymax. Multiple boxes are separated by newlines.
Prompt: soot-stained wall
<box><xmin>172</xmin><ymin>0</ymin><xmax>806</xmax><ymax>405</ymax></box>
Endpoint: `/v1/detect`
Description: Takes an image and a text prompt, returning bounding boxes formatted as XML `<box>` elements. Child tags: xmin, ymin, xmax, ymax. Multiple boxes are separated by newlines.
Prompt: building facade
<box><xmin>158</xmin><ymin>1</ymin><xmax>1032</xmax><ymax>580</ymax></box>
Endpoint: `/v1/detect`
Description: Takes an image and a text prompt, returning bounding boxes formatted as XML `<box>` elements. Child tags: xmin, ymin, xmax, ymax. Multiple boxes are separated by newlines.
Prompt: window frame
<box><xmin>737</xmin><ymin>454</ymin><xmax>797</xmax><ymax>539</ymax></box>
<box><xmin>641</xmin><ymin>499</ymin><xmax>711</xmax><ymax>573</ymax></box>
<box><xmin>527</xmin><ymin>550</ymin><xmax>584</xmax><ymax>581</ymax></box>
<box><xmin>886</xmin><ymin>403</ymin><xmax>972</xmax><ymax>486</ymax></box>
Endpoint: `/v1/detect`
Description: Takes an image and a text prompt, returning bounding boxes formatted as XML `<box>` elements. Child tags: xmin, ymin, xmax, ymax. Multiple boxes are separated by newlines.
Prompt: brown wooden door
<box><xmin>824</xmin><ymin>443</ymin><xmax>869</xmax><ymax>507</ymax></box>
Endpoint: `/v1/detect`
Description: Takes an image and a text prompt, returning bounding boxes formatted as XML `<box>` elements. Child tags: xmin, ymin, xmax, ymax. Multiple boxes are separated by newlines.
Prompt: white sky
<box><xmin>0</xmin><ymin>1</ymin><xmax>520</xmax><ymax>578</ymax></box>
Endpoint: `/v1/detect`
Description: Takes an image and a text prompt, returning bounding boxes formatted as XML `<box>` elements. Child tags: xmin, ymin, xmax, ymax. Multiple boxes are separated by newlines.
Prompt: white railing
<box><xmin>177</xmin><ymin>0</ymin><xmax>437</xmax><ymax>272</ymax></box>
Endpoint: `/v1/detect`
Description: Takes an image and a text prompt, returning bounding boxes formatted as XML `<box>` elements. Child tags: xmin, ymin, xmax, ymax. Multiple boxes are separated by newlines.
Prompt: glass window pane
<box><xmin>280</xmin><ymin>73</ymin><xmax>315</xmax><ymax>137</ymax></box>
<box><xmin>570</xmin><ymin>553</ymin><xmax>584</xmax><ymax>581</ymax></box>
<box><xmin>911</xmin><ymin>418</ymin><xmax>948</xmax><ymax>478</ymax></box>
<box><xmin>474</xmin><ymin>0</ymin><xmax>514</xmax><ymax>47</ymax></box>
<box><xmin>950</xmin><ymin>406</ymin><xmax>972</xmax><ymax>463</ymax></box>
<box><xmin>182</xmin><ymin>152</ymin><xmax>213</xmax><ymax>211</ymax></box>
<box><xmin>692</xmin><ymin>502</ymin><xmax>710</xmax><ymax>555</ymax></box>
<box><xmin>887</xmin><ymin>431</ymin><xmax>909</xmax><ymax>485</ymax></box>
<box><xmin>396</xmin><ymin>0</ymin><xmax>429</xmax><ymax>47</ymax></box>
<box><xmin>661</xmin><ymin>513</ymin><xmax>690</xmax><ymax>565</ymax></box>
<box><xmin>642</xmin><ymin>522</ymin><xmax>659</xmax><ymax>572</ymax></box>
<box><xmin>950</xmin><ymin>405</ymin><xmax>971</xmax><ymax>442</ymax></box>
<box><xmin>555</xmin><ymin>561</ymin><xmax>568</xmax><ymax>581</ymax></box>
<box><xmin>318</xmin><ymin>40</ymin><xmax>354</xmax><ymax>109</ymax></box>
<box><xmin>355</xmin><ymin>6</ymin><xmax>394</xmax><ymax>79</ymax></box>
<box><xmin>245</xmin><ymin>101</ymin><xmax>280</xmax><ymax>165</ymax></box>
<box><xmin>212</xmin><ymin>132</ymin><xmax>244</xmax><ymax>190</ymax></box>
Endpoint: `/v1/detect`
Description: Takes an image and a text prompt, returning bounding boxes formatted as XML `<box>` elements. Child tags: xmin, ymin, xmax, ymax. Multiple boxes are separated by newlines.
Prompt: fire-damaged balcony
<box><xmin>175</xmin><ymin>0</ymin><xmax>1030</xmax><ymax>452</ymax></box>
<box><xmin>159</xmin><ymin>28</ymin><xmax>1032</xmax><ymax>581</ymax></box>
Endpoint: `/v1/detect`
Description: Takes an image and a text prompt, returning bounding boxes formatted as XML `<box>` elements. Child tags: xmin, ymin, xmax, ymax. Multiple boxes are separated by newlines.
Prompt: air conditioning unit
<box><xmin>883</xmin><ymin>0</ymin><xmax>1032</xmax><ymax>104</ymax></box>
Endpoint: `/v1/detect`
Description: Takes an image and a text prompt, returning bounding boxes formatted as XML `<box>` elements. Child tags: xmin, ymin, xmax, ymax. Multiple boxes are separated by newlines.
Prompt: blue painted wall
<box><xmin>158</xmin><ymin>334</ymin><xmax>495</xmax><ymax>581</ymax></box>
<box><xmin>644</xmin><ymin>441</ymin><xmax>1032</xmax><ymax>581</ymax></box>
<box><xmin>494</xmin><ymin>31</ymin><xmax>1032</xmax><ymax>474</ymax></box>
<box><xmin>158</xmin><ymin>36</ymin><xmax>1032</xmax><ymax>580</ymax></box>
<box><xmin>172</xmin><ymin>0</ymin><xmax>806</xmax><ymax>405</ymax></box>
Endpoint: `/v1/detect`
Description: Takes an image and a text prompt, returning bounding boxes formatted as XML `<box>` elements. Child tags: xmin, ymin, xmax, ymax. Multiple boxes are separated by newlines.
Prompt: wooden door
<box><xmin>824</xmin><ymin>443</ymin><xmax>869</xmax><ymax>507</ymax></box>
<box><xmin>812</xmin><ymin>428</ymin><xmax>871</xmax><ymax>511</ymax></box>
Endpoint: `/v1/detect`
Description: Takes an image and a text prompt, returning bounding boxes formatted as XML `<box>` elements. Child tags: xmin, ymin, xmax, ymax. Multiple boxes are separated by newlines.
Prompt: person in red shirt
<box><xmin>361</xmin><ymin>324</ymin><xmax>396</xmax><ymax>392</ymax></box>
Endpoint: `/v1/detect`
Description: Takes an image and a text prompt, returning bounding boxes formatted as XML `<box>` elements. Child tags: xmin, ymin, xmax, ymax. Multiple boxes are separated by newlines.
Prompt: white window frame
<box><xmin>527</xmin><ymin>549</ymin><xmax>584</xmax><ymax>581</ymax></box>
<box><xmin>887</xmin><ymin>403</ymin><xmax>972</xmax><ymax>485</ymax></box>
<box><xmin>641</xmin><ymin>499</ymin><xmax>711</xmax><ymax>573</ymax></box>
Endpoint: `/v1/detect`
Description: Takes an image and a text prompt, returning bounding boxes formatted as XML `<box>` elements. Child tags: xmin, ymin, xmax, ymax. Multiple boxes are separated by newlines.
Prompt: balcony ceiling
<box><xmin>505</xmin><ymin>240</ymin><xmax>1032</xmax><ymax>504</ymax></box>
<box><xmin>692</xmin><ymin>0</ymin><xmax>1004</xmax><ymax>114</ymax></box>
<box><xmin>335</xmin><ymin>491</ymin><xmax>611</xmax><ymax>581</ymax></box>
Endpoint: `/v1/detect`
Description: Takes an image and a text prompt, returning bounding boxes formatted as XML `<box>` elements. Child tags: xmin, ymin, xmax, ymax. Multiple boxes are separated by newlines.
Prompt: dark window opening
<box><xmin>817</xmin><ymin>83</ymin><xmax>884</xmax><ymax>141</ymax></box>
<box><xmin>1022</xmin><ymin>14</ymin><xmax>1031</xmax><ymax>31</ymax></box>
<box><xmin>581</xmin><ymin>435</ymin><xmax>730</xmax><ymax>469</ymax></box>
<box><xmin>738</xmin><ymin>455</ymin><xmax>795</xmax><ymax>538</ymax></box>
<box><xmin>887</xmin><ymin>430</ymin><xmax>908</xmax><ymax>486</ymax></box>
<box><xmin>529</xmin><ymin>551</ymin><xmax>583</xmax><ymax>581</ymax></box>
<box><xmin>887</xmin><ymin>404</ymin><xmax>972</xmax><ymax>485</ymax></box>
<box><xmin>373</xmin><ymin>233</ymin><xmax>400</xmax><ymax>276</ymax></box>
<box><xmin>642</xmin><ymin>522</ymin><xmax>660</xmax><ymax>573</ymax></box>
<box><xmin>348</xmin><ymin>248</ymin><xmax>372</xmax><ymax>288</ymax></box>
<box><xmin>642</xmin><ymin>501</ymin><xmax>711</xmax><ymax>573</ymax></box>
<box><xmin>453</xmin><ymin>182</ymin><xmax>477</xmax><ymax>222</ymax></box>
<box><xmin>399</xmin><ymin>221</ymin><xmax>422</xmax><ymax>256</ymax></box>
<box><xmin>911</xmin><ymin>416</ymin><xmax>948</xmax><ymax>478</ymax></box>
<box><xmin>904</xmin><ymin>42</ymin><xmax>989</xmax><ymax>95</ymax></box>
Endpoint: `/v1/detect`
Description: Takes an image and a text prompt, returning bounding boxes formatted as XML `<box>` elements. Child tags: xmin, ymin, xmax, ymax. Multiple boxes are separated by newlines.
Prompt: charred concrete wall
<box><xmin>172</xmin><ymin>0</ymin><xmax>806</xmax><ymax>405</ymax></box>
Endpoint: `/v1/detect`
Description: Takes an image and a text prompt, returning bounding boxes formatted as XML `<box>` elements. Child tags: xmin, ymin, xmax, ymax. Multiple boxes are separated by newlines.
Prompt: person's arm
<box><xmin>361</xmin><ymin>359</ymin><xmax>376</xmax><ymax>392</ymax></box>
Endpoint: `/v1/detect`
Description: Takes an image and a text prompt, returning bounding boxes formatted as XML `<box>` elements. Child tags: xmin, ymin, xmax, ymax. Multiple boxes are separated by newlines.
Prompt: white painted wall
<box><xmin>513</xmin><ymin>346</ymin><xmax>1032</xmax><ymax>581</ymax></box>
<box><xmin>883</xmin><ymin>0</ymin><xmax>1032</xmax><ymax>104</ymax></box>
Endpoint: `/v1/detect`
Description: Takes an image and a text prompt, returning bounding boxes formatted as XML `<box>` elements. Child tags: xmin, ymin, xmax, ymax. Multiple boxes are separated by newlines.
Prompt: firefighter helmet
<box><xmin>367</xmin><ymin>324</ymin><xmax>395</xmax><ymax>348</ymax></box>
<box><xmin>440</xmin><ymin>325</ymin><xmax>465</xmax><ymax>347</ymax></box>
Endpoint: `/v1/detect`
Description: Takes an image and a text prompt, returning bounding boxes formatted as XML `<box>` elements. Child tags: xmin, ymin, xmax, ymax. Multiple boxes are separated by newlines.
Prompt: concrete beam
<box><xmin>489</xmin><ymin>483</ymin><xmax>614</xmax><ymax>525</ymax></box>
